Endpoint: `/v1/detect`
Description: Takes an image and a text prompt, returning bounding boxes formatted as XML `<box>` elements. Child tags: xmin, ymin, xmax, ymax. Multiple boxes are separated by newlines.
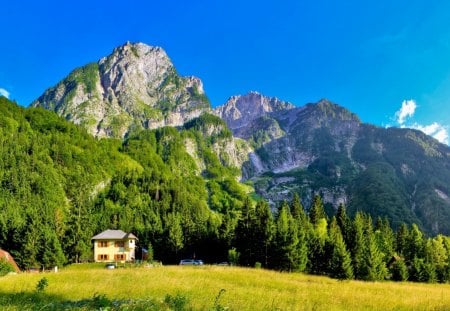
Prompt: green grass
<box><xmin>1</xmin><ymin>264</ymin><xmax>450</xmax><ymax>310</ymax></box>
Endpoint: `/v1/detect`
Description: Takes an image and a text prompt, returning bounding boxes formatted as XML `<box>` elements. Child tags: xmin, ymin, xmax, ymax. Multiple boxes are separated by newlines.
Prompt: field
<box><xmin>1</xmin><ymin>264</ymin><xmax>450</xmax><ymax>310</ymax></box>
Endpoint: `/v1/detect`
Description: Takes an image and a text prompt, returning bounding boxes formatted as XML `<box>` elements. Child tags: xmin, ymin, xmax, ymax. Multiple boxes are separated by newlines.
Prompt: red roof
<box><xmin>0</xmin><ymin>249</ymin><xmax>20</xmax><ymax>272</ymax></box>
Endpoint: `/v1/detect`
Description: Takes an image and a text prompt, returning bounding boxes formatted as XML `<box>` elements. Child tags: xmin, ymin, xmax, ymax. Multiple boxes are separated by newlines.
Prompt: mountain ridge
<box><xmin>32</xmin><ymin>42</ymin><xmax>210</xmax><ymax>138</ymax></box>
<box><xmin>30</xmin><ymin>42</ymin><xmax>450</xmax><ymax>235</ymax></box>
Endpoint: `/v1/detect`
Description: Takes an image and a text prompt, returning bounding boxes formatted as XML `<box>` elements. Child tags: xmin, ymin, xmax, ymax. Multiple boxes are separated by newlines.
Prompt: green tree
<box><xmin>361</xmin><ymin>219</ymin><xmax>388</xmax><ymax>281</ymax></box>
<box><xmin>395</xmin><ymin>223</ymin><xmax>409</xmax><ymax>257</ymax></box>
<box><xmin>336</xmin><ymin>204</ymin><xmax>352</xmax><ymax>250</ymax></box>
<box><xmin>390</xmin><ymin>259</ymin><xmax>408</xmax><ymax>281</ymax></box>
<box><xmin>328</xmin><ymin>217</ymin><xmax>353</xmax><ymax>280</ymax></box>
<box><xmin>234</xmin><ymin>197</ymin><xmax>256</xmax><ymax>266</ymax></box>
<box><xmin>309</xmin><ymin>194</ymin><xmax>327</xmax><ymax>225</ymax></box>
<box><xmin>290</xmin><ymin>193</ymin><xmax>306</xmax><ymax>223</ymax></box>
<box><xmin>352</xmin><ymin>212</ymin><xmax>366</xmax><ymax>279</ymax></box>
<box><xmin>405</xmin><ymin>224</ymin><xmax>424</xmax><ymax>262</ymax></box>
<box><xmin>165</xmin><ymin>213</ymin><xmax>184</xmax><ymax>257</ymax></box>
<box><xmin>273</xmin><ymin>203</ymin><xmax>299</xmax><ymax>271</ymax></box>
<box><xmin>253</xmin><ymin>200</ymin><xmax>274</xmax><ymax>268</ymax></box>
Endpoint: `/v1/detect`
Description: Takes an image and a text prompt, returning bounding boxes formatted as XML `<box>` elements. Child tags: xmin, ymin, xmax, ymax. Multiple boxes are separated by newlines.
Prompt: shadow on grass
<box><xmin>0</xmin><ymin>291</ymin><xmax>186</xmax><ymax>310</ymax></box>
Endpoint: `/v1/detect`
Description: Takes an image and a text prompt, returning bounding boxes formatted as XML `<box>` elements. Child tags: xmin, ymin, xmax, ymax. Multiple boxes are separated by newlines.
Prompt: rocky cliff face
<box><xmin>217</xmin><ymin>93</ymin><xmax>450</xmax><ymax>235</ymax></box>
<box><xmin>32</xmin><ymin>42</ymin><xmax>210</xmax><ymax>138</ymax></box>
<box><xmin>214</xmin><ymin>91</ymin><xmax>294</xmax><ymax>134</ymax></box>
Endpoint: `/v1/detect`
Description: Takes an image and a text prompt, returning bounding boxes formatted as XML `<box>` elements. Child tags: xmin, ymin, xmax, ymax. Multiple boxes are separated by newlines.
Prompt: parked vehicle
<box><xmin>179</xmin><ymin>259</ymin><xmax>204</xmax><ymax>265</ymax></box>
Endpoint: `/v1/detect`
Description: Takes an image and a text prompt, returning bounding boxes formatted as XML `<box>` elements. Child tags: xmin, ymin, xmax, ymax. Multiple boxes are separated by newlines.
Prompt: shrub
<box><xmin>228</xmin><ymin>248</ymin><xmax>240</xmax><ymax>266</ymax></box>
<box><xmin>0</xmin><ymin>258</ymin><xmax>15</xmax><ymax>277</ymax></box>
<box><xmin>36</xmin><ymin>277</ymin><xmax>49</xmax><ymax>292</ymax></box>
<box><xmin>390</xmin><ymin>260</ymin><xmax>408</xmax><ymax>281</ymax></box>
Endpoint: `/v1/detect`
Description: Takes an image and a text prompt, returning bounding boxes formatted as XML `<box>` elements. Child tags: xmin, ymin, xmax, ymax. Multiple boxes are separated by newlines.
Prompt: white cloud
<box><xmin>395</xmin><ymin>99</ymin><xmax>416</xmax><ymax>124</ymax></box>
<box><xmin>0</xmin><ymin>88</ymin><xmax>10</xmax><ymax>99</ymax></box>
<box><xmin>393</xmin><ymin>99</ymin><xmax>449</xmax><ymax>145</ymax></box>
<box><xmin>411</xmin><ymin>122</ymin><xmax>449</xmax><ymax>145</ymax></box>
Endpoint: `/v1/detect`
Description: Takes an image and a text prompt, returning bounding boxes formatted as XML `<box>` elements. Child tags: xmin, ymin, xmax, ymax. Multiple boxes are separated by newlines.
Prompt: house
<box><xmin>0</xmin><ymin>249</ymin><xmax>20</xmax><ymax>272</ymax></box>
<box><xmin>91</xmin><ymin>229</ymin><xmax>137</xmax><ymax>263</ymax></box>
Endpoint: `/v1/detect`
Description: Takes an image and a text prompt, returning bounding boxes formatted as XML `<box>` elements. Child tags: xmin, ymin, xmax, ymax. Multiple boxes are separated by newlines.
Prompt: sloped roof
<box><xmin>91</xmin><ymin>229</ymin><xmax>138</xmax><ymax>240</ymax></box>
<box><xmin>0</xmin><ymin>249</ymin><xmax>20</xmax><ymax>272</ymax></box>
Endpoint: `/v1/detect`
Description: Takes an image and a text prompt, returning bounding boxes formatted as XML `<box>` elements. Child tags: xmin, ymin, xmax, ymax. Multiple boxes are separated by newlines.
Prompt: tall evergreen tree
<box><xmin>406</xmin><ymin>224</ymin><xmax>424</xmax><ymax>262</ymax></box>
<box><xmin>290</xmin><ymin>193</ymin><xmax>306</xmax><ymax>223</ymax></box>
<box><xmin>336</xmin><ymin>204</ymin><xmax>352</xmax><ymax>250</ymax></box>
<box><xmin>254</xmin><ymin>200</ymin><xmax>274</xmax><ymax>267</ymax></box>
<box><xmin>396</xmin><ymin>223</ymin><xmax>409</xmax><ymax>258</ymax></box>
<box><xmin>374</xmin><ymin>217</ymin><xmax>395</xmax><ymax>262</ymax></box>
<box><xmin>328</xmin><ymin>217</ymin><xmax>354</xmax><ymax>279</ymax></box>
<box><xmin>234</xmin><ymin>197</ymin><xmax>256</xmax><ymax>266</ymax></box>
<box><xmin>309</xmin><ymin>194</ymin><xmax>327</xmax><ymax>225</ymax></box>
<box><xmin>352</xmin><ymin>212</ymin><xmax>366</xmax><ymax>279</ymax></box>
<box><xmin>273</xmin><ymin>203</ymin><xmax>299</xmax><ymax>271</ymax></box>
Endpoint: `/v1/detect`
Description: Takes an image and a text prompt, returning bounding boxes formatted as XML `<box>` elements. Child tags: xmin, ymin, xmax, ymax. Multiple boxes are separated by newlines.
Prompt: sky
<box><xmin>1</xmin><ymin>0</ymin><xmax>449</xmax><ymax>144</ymax></box>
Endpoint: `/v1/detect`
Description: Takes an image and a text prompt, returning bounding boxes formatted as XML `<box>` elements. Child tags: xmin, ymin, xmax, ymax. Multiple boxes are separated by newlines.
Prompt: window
<box><xmin>114</xmin><ymin>254</ymin><xmax>126</xmax><ymax>261</ymax></box>
<box><xmin>98</xmin><ymin>254</ymin><xmax>109</xmax><ymax>260</ymax></box>
<box><xmin>98</xmin><ymin>241</ymin><xmax>108</xmax><ymax>247</ymax></box>
<box><xmin>114</xmin><ymin>241</ymin><xmax>125</xmax><ymax>248</ymax></box>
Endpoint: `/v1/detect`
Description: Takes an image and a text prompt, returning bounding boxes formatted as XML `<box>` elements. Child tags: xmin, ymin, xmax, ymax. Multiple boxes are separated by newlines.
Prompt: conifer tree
<box><xmin>328</xmin><ymin>217</ymin><xmax>353</xmax><ymax>279</ymax></box>
<box><xmin>374</xmin><ymin>217</ymin><xmax>395</xmax><ymax>262</ymax></box>
<box><xmin>254</xmin><ymin>200</ymin><xmax>274</xmax><ymax>267</ymax></box>
<box><xmin>361</xmin><ymin>218</ymin><xmax>388</xmax><ymax>281</ymax></box>
<box><xmin>395</xmin><ymin>223</ymin><xmax>409</xmax><ymax>258</ymax></box>
<box><xmin>273</xmin><ymin>203</ymin><xmax>299</xmax><ymax>271</ymax></box>
<box><xmin>309</xmin><ymin>194</ymin><xmax>327</xmax><ymax>225</ymax></box>
<box><xmin>424</xmin><ymin>237</ymin><xmax>447</xmax><ymax>282</ymax></box>
<box><xmin>235</xmin><ymin>197</ymin><xmax>256</xmax><ymax>266</ymax></box>
<box><xmin>336</xmin><ymin>204</ymin><xmax>352</xmax><ymax>249</ymax></box>
<box><xmin>406</xmin><ymin>224</ymin><xmax>424</xmax><ymax>262</ymax></box>
<box><xmin>390</xmin><ymin>259</ymin><xmax>408</xmax><ymax>281</ymax></box>
<box><xmin>352</xmin><ymin>212</ymin><xmax>366</xmax><ymax>279</ymax></box>
<box><xmin>290</xmin><ymin>193</ymin><xmax>306</xmax><ymax>223</ymax></box>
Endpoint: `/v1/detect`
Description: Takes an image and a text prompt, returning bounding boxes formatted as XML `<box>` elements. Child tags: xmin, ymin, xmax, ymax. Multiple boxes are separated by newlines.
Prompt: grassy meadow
<box><xmin>0</xmin><ymin>264</ymin><xmax>450</xmax><ymax>310</ymax></box>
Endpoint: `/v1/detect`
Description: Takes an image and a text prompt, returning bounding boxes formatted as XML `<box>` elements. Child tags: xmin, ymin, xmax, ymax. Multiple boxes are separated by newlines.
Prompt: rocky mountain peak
<box><xmin>309</xmin><ymin>98</ymin><xmax>361</xmax><ymax>122</ymax></box>
<box><xmin>32</xmin><ymin>42</ymin><xmax>210</xmax><ymax>138</ymax></box>
<box><xmin>214</xmin><ymin>91</ymin><xmax>295</xmax><ymax>131</ymax></box>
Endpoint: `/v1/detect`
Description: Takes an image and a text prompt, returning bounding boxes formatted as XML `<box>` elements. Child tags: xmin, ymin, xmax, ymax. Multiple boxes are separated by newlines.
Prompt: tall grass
<box><xmin>0</xmin><ymin>264</ymin><xmax>450</xmax><ymax>310</ymax></box>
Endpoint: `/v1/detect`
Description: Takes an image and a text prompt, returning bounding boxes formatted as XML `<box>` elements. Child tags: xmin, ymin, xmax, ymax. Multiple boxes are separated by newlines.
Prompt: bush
<box><xmin>228</xmin><ymin>248</ymin><xmax>240</xmax><ymax>266</ymax></box>
<box><xmin>0</xmin><ymin>258</ymin><xmax>15</xmax><ymax>276</ymax></box>
<box><xmin>164</xmin><ymin>293</ymin><xmax>189</xmax><ymax>311</ymax></box>
<box><xmin>390</xmin><ymin>260</ymin><xmax>408</xmax><ymax>281</ymax></box>
<box><xmin>36</xmin><ymin>277</ymin><xmax>49</xmax><ymax>292</ymax></box>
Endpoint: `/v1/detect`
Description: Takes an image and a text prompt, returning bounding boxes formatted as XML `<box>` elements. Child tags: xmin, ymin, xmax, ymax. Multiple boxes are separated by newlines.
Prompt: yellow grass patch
<box><xmin>1</xmin><ymin>264</ymin><xmax>450</xmax><ymax>310</ymax></box>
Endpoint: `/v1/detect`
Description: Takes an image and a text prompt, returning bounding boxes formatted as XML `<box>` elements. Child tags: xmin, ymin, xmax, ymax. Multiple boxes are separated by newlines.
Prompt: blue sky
<box><xmin>1</xmin><ymin>0</ymin><xmax>449</xmax><ymax>144</ymax></box>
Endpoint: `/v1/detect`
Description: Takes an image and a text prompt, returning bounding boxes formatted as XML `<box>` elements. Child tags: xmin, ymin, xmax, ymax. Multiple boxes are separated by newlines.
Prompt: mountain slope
<box><xmin>216</xmin><ymin>94</ymin><xmax>450</xmax><ymax>234</ymax></box>
<box><xmin>32</xmin><ymin>42</ymin><xmax>210</xmax><ymax>138</ymax></box>
<box><xmin>30</xmin><ymin>41</ymin><xmax>450</xmax><ymax>235</ymax></box>
<box><xmin>0</xmin><ymin>96</ymin><xmax>251</xmax><ymax>268</ymax></box>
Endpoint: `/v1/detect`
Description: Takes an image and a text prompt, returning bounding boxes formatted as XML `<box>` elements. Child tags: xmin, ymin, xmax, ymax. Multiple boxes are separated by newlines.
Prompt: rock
<box><xmin>32</xmin><ymin>42</ymin><xmax>210</xmax><ymax>138</ymax></box>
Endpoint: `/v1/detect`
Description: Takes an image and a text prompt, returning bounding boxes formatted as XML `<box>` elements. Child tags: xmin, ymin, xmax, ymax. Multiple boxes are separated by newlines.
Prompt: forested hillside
<box><xmin>1</xmin><ymin>96</ymin><xmax>450</xmax><ymax>284</ymax></box>
<box><xmin>0</xmin><ymin>97</ymin><xmax>248</xmax><ymax>268</ymax></box>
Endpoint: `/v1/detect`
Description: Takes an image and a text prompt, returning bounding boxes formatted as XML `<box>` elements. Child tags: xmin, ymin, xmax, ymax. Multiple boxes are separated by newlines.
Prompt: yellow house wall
<box><xmin>93</xmin><ymin>239</ymin><xmax>136</xmax><ymax>262</ymax></box>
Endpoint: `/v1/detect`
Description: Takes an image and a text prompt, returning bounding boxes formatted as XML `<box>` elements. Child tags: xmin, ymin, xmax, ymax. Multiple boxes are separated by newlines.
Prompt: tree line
<box><xmin>0</xmin><ymin>97</ymin><xmax>449</xmax><ymax>284</ymax></box>
<box><xmin>231</xmin><ymin>194</ymin><xmax>450</xmax><ymax>283</ymax></box>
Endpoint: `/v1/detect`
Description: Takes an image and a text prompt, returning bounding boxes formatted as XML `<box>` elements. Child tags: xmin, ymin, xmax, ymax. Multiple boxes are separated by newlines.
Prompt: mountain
<box><xmin>32</xmin><ymin>42</ymin><xmax>210</xmax><ymax>138</ymax></box>
<box><xmin>216</xmin><ymin>95</ymin><xmax>450</xmax><ymax>234</ymax></box>
<box><xmin>31</xmin><ymin>42</ymin><xmax>450</xmax><ymax>235</ymax></box>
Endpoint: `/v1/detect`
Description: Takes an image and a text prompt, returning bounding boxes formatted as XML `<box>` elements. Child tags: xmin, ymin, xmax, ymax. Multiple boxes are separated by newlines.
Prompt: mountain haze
<box><xmin>31</xmin><ymin>42</ymin><xmax>450</xmax><ymax>235</ymax></box>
